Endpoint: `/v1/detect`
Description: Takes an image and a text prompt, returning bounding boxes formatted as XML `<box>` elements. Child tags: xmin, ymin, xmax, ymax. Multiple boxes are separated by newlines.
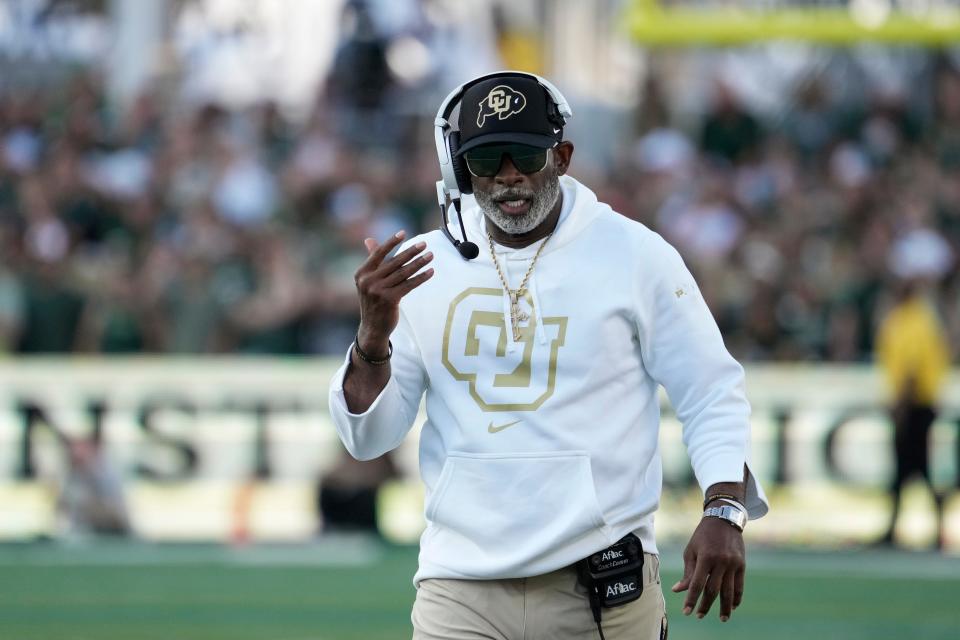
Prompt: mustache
<box><xmin>487</xmin><ymin>188</ymin><xmax>537</xmax><ymax>201</ymax></box>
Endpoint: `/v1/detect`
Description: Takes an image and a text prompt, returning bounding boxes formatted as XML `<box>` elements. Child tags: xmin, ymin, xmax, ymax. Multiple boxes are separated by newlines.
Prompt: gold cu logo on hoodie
<box><xmin>442</xmin><ymin>287</ymin><xmax>567</xmax><ymax>412</ymax></box>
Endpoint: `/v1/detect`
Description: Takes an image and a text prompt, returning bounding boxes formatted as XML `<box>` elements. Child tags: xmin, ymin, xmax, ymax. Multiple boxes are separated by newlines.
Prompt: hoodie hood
<box><xmin>451</xmin><ymin>175</ymin><xmax>608</xmax><ymax>260</ymax></box>
<box><xmin>448</xmin><ymin>175</ymin><xmax>609</xmax><ymax>351</ymax></box>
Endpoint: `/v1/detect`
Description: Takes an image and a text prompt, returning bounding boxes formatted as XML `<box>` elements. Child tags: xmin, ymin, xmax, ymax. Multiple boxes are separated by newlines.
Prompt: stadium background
<box><xmin>0</xmin><ymin>0</ymin><xmax>958</xmax><ymax>638</ymax></box>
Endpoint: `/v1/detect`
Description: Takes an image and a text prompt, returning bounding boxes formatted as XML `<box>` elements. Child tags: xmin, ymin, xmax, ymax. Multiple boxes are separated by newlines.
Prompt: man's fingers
<box><xmin>719</xmin><ymin>571</ymin><xmax>735</xmax><ymax>621</ymax></box>
<box><xmin>733</xmin><ymin>567</ymin><xmax>745</xmax><ymax>610</ymax></box>
<box><xmin>355</xmin><ymin>233</ymin><xmax>412</xmax><ymax>287</ymax></box>
<box><xmin>671</xmin><ymin>563</ymin><xmax>692</xmax><ymax>593</ymax></box>
<box><xmin>695</xmin><ymin>571</ymin><xmax>724</xmax><ymax>619</ymax></box>
<box><xmin>392</xmin><ymin>268</ymin><xmax>434</xmax><ymax>297</ymax></box>
<box><xmin>682</xmin><ymin>562</ymin><xmax>709</xmax><ymax>616</ymax></box>
<box><xmin>382</xmin><ymin>252</ymin><xmax>434</xmax><ymax>288</ymax></box>
<box><xmin>364</xmin><ymin>231</ymin><xmax>406</xmax><ymax>266</ymax></box>
<box><xmin>377</xmin><ymin>242</ymin><xmax>427</xmax><ymax>277</ymax></box>
<box><xmin>671</xmin><ymin>578</ymin><xmax>689</xmax><ymax>593</ymax></box>
<box><xmin>672</xmin><ymin>547</ymin><xmax>695</xmax><ymax>593</ymax></box>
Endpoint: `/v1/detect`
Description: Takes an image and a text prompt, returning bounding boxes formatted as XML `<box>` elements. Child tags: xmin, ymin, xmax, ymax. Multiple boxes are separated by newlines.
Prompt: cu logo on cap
<box><xmin>477</xmin><ymin>85</ymin><xmax>527</xmax><ymax>128</ymax></box>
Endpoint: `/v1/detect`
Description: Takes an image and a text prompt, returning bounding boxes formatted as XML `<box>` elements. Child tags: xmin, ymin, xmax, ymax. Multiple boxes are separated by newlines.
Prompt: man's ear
<box><xmin>555</xmin><ymin>141</ymin><xmax>574</xmax><ymax>176</ymax></box>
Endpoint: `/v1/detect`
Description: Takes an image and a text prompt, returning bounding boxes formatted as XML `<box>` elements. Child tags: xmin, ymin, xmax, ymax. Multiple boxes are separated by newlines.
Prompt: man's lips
<box><xmin>495</xmin><ymin>197</ymin><xmax>532</xmax><ymax>215</ymax></box>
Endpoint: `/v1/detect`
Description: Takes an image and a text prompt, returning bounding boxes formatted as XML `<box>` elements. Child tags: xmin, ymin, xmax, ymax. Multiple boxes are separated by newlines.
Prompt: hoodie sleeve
<box><xmin>635</xmin><ymin>233</ymin><xmax>768</xmax><ymax>520</ymax></box>
<box><xmin>328</xmin><ymin>309</ymin><xmax>427</xmax><ymax>461</ymax></box>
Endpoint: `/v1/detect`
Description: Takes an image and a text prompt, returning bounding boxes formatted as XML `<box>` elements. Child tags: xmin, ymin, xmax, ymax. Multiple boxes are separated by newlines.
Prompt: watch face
<box><xmin>704</xmin><ymin>505</ymin><xmax>745</xmax><ymax>530</ymax></box>
<box><xmin>724</xmin><ymin>506</ymin><xmax>746</xmax><ymax>529</ymax></box>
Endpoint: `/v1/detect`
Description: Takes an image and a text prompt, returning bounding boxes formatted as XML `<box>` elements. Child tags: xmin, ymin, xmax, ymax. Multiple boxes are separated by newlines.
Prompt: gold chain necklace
<box><xmin>486</xmin><ymin>232</ymin><xmax>552</xmax><ymax>341</ymax></box>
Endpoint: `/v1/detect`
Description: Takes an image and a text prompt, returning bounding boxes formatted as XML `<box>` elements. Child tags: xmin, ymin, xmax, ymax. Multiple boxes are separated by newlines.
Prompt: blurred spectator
<box><xmin>701</xmin><ymin>81</ymin><xmax>764</xmax><ymax>163</ymax></box>
<box><xmin>875</xmin><ymin>281</ymin><xmax>951</xmax><ymax>549</ymax></box>
<box><xmin>74</xmin><ymin>253</ymin><xmax>148</xmax><ymax>353</ymax></box>
<box><xmin>227</xmin><ymin>231</ymin><xmax>316</xmax><ymax>354</ymax></box>
<box><xmin>319</xmin><ymin>450</ymin><xmax>398</xmax><ymax>536</ymax></box>
<box><xmin>56</xmin><ymin>438</ymin><xmax>131</xmax><ymax>538</ymax></box>
<box><xmin>783</xmin><ymin>79</ymin><xmax>835</xmax><ymax>161</ymax></box>
<box><xmin>0</xmin><ymin>224</ymin><xmax>23</xmax><ymax>352</ymax></box>
<box><xmin>212</xmin><ymin>147</ymin><xmax>279</xmax><ymax>228</ymax></box>
<box><xmin>326</xmin><ymin>0</ymin><xmax>397</xmax><ymax>147</ymax></box>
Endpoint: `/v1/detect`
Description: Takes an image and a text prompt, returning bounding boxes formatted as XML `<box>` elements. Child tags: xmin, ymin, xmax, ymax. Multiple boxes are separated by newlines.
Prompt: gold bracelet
<box><xmin>703</xmin><ymin>492</ymin><xmax>741</xmax><ymax>508</ymax></box>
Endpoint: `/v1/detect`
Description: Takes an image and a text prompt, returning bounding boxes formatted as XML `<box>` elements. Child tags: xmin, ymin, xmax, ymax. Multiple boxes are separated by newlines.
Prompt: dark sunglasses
<box><xmin>463</xmin><ymin>143</ymin><xmax>554</xmax><ymax>178</ymax></box>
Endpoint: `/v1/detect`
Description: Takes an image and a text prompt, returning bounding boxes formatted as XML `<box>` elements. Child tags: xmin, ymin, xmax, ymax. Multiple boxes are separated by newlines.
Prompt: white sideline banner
<box><xmin>0</xmin><ymin>359</ymin><xmax>957</xmax><ymax>541</ymax></box>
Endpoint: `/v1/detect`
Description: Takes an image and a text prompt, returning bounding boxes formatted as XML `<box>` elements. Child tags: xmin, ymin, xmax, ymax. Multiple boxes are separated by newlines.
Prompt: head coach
<box><xmin>328</xmin><ymin>71</ymin><xmax>769</xmax><ymax>639</ymax></box>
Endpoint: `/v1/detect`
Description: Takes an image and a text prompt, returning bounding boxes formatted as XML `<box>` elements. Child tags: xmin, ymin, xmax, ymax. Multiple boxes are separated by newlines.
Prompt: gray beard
<box><xmin>474</xmin><ymin>171</ymin><xmax>561</xmax><ymax>236</ymax></box>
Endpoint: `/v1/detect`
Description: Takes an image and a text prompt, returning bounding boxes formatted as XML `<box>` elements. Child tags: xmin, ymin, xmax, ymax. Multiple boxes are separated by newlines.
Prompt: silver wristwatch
<box><xmin>702</xmin><ymin>504</ymin><xmax>747</xmax><ymax>531</ymax></box>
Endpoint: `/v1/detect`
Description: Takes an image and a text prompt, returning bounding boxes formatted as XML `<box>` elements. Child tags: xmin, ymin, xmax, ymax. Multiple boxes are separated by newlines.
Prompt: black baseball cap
<box><xmin>455</xmin><ymin>76</ymin><xmax>563</xmax><ymax>156</ymax></box>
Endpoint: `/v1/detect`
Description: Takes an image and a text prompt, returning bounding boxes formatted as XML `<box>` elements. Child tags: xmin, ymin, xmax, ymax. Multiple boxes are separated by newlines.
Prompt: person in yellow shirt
<box><xmin>875</xmin><ymin>281</ymin><xmax>951</xmax><ymax>549</ymax></box>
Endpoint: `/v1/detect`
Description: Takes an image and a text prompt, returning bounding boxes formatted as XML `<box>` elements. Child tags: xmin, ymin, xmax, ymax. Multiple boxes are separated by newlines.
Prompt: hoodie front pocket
<box><xmin>425</xmin><ymin>451</ymin><xmax>607</xmax><ymax>550</ymax></box>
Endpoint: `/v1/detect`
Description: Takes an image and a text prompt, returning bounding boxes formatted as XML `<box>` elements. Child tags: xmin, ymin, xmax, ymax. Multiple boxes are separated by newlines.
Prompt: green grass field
<box><xmin>1</xmin><ymin>539</ymin><xmax>958</xmax><ymax>640</ymax></box>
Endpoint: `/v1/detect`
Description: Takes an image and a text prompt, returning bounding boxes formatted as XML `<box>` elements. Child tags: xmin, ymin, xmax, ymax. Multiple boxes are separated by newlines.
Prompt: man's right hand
<box><xmin>354</xmin><ymin>230</ymin><xmax>434</xmax><ymax>355</ymax></box>
<box><xmin>344</xmin><ymin>231</ymin><xmax>433</xmax><ymax>412</ymax></box>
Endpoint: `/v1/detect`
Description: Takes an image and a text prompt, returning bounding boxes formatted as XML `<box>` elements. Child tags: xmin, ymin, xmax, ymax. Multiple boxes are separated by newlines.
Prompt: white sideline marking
<box><xmin>3</xmin><ymin>542</ymin><xmax>958</xmax><ymax>581</ymax></box>
<box><xmin>0</xmin><ymin>537</ymin><xmax>383</xmax><ymax>568</ymax></box>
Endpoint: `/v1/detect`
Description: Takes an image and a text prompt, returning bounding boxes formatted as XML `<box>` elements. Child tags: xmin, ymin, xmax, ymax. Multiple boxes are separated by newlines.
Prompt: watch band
<box><xmin>703</xmin><ymin>504</ymin><xmax>747</xmax><ymax>531</ymax></box>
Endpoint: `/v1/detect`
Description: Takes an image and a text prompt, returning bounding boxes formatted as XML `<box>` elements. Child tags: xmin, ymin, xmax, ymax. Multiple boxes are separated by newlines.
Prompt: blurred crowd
<box><xmin>0</xmin><ymin>56</ymin><xmax>958</xmax><ymax>362</ymax></box>
<box><xmin>0</xmin><ymin>72</ymin><xmax>435</xmax><ymax>356</ymax></box>
<box><xmin>620</xmin><ymin>67</ymin><xmax>960</xmax><ymax>362</ymax></box>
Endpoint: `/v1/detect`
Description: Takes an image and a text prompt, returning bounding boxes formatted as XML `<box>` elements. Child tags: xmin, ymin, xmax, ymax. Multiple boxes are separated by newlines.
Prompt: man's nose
<box><xmin>495</xmin><ymin>155</ymin><xmax>524</xmax><ymax>187</ymax></box>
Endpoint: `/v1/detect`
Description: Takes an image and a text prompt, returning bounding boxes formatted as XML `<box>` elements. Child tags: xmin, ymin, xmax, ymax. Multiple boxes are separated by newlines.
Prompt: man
<box><xmin>329</xmin><ymin>73</ymin><xmax>768</xmax><ymax>639</ymax></box>
<box><xmin>57</xmin><ymin>438</ymin><xmax>131</xmax><ymax>538</ymax></box>
<box><xmin>876</xmin><ymin>280</ymin><xmax>950</xmax><ymax>549</ymax></box>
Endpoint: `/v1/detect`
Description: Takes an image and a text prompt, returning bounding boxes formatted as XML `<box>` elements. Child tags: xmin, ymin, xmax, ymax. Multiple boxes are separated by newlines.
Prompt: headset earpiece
<box><xmin>448</xmin><ymin>131</ymin><xmax>473</xmax><ymax>196</ymax></box>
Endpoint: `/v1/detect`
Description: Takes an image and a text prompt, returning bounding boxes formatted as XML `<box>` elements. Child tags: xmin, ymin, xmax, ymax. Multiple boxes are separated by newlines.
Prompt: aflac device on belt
<box><xmin>577</xmin><ymin>533</ymin><xmax>644</xmax><ymax>639</ymax></box>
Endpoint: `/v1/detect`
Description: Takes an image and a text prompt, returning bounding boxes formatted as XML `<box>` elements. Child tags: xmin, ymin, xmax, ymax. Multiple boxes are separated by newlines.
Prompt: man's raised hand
<box><xmin>354</xmin><ymin>231</ymin><xmax>434</xmax><ymax>355</ymax></box>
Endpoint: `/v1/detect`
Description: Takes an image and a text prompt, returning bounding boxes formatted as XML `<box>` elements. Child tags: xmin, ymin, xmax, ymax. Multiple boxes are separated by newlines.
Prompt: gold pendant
<box><xmin>509</xmin><ymin>290</ymin><xmax>529</xmax><ymax>340</ymax></box>
<box><xmin>510</xmin><ymin>305</ymin><xmax>522</xmax><ymax>341</ymax></box>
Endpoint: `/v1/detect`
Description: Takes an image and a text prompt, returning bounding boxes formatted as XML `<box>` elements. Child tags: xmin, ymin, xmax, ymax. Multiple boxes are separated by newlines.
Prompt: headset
<box><xmin>434</xmin><ymin>70</ymin><xmax>573</xmax><ymax>260</ymax></box>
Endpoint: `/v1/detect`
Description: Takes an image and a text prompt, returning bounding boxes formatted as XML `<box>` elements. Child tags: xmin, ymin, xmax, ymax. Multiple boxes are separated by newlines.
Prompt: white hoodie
<box><xmin>329</xmin><ymin>176</ymin><xmax>768</xmax><ymax>585</ymax></box>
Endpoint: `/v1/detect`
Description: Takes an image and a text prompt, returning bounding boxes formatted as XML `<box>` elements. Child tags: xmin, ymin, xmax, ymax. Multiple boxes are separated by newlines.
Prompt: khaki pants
<box><xmin>412</xmin><ymin>554</ymin><xmax>666</xmax><ymax>640</ymax></box>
